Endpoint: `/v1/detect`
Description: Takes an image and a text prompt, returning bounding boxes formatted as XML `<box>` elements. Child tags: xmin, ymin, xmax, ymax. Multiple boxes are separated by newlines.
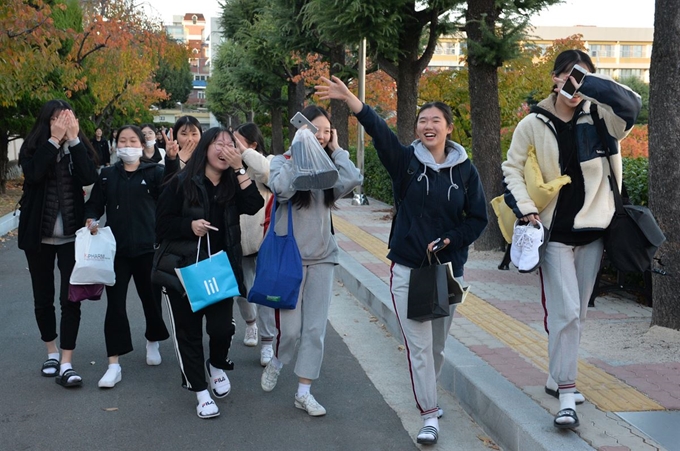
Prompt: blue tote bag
<box><xmin>175</xmin><ymin>233</ymin><xmax>240</xmax><ymax>312</ymax></box>
<box><xmin>248</xmin><ymin>196</ymin><xmax>303</xmax><ymax>309</ymax></box>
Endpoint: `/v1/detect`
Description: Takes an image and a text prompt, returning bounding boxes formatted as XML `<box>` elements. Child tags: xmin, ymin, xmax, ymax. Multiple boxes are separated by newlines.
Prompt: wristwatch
<box><xmin>234</xmin><ymin>167</ymin><xmax>246</xmax><ymax>175</ymax></box>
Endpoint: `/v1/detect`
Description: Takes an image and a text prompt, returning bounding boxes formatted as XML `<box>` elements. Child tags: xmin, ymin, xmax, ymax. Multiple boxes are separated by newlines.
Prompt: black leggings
<box><xmin>24</xmin><ymin>242</ymin><xmax>81</xmax><ymax>350</ymax></box>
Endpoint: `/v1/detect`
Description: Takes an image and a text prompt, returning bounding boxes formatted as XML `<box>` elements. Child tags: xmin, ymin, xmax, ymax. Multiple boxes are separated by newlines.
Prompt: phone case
<box><xmin>290</xmin><ymin>112</ymin><xmax>318</xmax><ymax>134</ymax></box>
<box><xmin>560</xmin><ymin>64</ymin><xmax>588</xmax><ymax>99</ymax></box>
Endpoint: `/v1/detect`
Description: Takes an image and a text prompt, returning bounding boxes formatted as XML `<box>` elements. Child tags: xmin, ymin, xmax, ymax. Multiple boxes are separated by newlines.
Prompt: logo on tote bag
<box><xmin>204</xmin><ymin>277</ymin><xmax>220</xmax><ymax>295</ymax></box>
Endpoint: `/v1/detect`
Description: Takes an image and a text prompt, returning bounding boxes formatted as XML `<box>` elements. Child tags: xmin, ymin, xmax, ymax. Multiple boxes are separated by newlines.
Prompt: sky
<box><xmin>141</xmin><ymin>0</ymin><xmax>655</xmax><ymax>35</ymax></box>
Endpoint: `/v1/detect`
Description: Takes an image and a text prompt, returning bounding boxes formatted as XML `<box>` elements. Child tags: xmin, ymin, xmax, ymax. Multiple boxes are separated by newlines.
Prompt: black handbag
<box><xmin>407</xmin><ymin>253</ymin><xmax>451</xmax><ymax>322</ymax></box>
<box><xmin>592</xmin><ymin>106</ymin><xmax>665</xmax><ymax>273</ymax></box>
<box><xmin>151</xmin><ymin>239</ymin><xmax>203</xmax><ymax>293</ymax></box>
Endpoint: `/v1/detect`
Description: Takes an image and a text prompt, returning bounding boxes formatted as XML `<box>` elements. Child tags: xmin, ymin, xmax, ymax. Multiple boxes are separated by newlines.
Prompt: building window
<box><xmin>192</xmin><ymin>15</ymin><xmax>198</xmax><ymax>25</ymax></box>
<box><xmin>596</xmin><ymin>68</ymin><xmax>613</xmax><ymax>76</ymax></box>
<box><xmin>197</xmin><ymin>91</ymin><xmax>205</xmax><ymax>99</ymax></box>
<box><xmin>458</xmin><ymin>41</ymin><xmax>467</xmax><ymax>54</ymax></box>
<box><xmin>618</xmin><ymin>68</ymin><xmax>642</xmax><ymax>80</ymax></box>
<box><xmin>589</xmin><ymin>44</ymin><xmax>614</xmax><ymax>58</ymax></box>
<box><xmin>621</xmin><ymin>45</ymin><xmax>643</xmax><ymax>58</ymax></box>
<box><xmin>536</xmin><ymin>44</ymin><xmax>549</xmax><ymax>55</ymax></box>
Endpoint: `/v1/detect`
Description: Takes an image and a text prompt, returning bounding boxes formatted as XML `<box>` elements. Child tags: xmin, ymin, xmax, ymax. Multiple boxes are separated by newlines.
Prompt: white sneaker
<box><xmin>98</xmin><ymin>366</ymin><xmax>122</xmax><ymax>388</ymax></box>
<box><xmin>260</xmin><ymin>345</ymin><xmax>273</xmax><ymax>367</ymax></box>
<box><xmin>243</xmin><ymin>324</ymin><xmax>258</xmax><ymax>347</ymax></box>
<box><xmin>146</xmin><ymin>341</ymin><xmax>162</xmax><ymax>366</ymax></box>
<box><xmin>294</xmin><ymin>392</ymin><xmax>327</xmax><ymax>416</ymax></box>
<box><xmin>261</xmin><ymin>361</ymin><xmax>281</xmax><ymax>392</ymax></box>
<box><xmin>511</xmin><ymin>220</ymin><xmax>544</xmax><ymax>272</ymax></box>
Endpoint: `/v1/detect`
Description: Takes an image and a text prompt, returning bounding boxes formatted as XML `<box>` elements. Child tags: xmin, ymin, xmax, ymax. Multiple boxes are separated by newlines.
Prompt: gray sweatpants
<box><xmin>274</xmin><ymin>263</ymin><xmax>335</xmax><ymax>380</ymax></box>
<box><xmin>540</xmin><ymin>239</ymin><xmax>603</xmax><ymax>392</ymax></box>
<box><xmin>235</xmin><ymin>255</ymin><xmax>276</xmax><ymax>340</ymax></box>
<box><xmin>391</xmin><ymin>263</ymin><xmax>460</xmax><ymax>420</ymax></box>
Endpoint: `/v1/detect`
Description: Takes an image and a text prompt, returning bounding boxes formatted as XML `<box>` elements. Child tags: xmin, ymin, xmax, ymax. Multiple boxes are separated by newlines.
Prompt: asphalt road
<box><xmin>0</xmin><ymin>234</ymin><xmax>495</xmax><ymax>451</ymax></box>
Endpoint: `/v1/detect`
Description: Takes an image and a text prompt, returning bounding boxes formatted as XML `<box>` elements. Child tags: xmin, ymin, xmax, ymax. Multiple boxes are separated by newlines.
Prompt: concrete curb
<box><xmin>0</xmin><ymin>211</ymin><xmax>18</xmax><ymax>237</ymax></box>
<box><xmin>337</xmin><ymin>251</ymin><xmax>593</xmax><ymax>451</ymax></box>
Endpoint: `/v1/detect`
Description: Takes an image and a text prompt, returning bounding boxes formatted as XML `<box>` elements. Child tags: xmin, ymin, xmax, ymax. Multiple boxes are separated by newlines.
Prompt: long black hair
<box><xmin>291</xmin><ymin>105</ymin><xmax>336</xmax><ymax>210</ymax></box>
<box><xmin>179</xmin><ymin>127</ymin><xmax>237</xmax><ymax>206</ymax></box>
<box><xmin>20</xmin><ymin>99</ymin><xmax>96</xmax><ymax>162</ymax></box>
<box><xmin>235</xmin><ymin>122</ymin><xmax>268</xmax><ymax>156</ymax></box>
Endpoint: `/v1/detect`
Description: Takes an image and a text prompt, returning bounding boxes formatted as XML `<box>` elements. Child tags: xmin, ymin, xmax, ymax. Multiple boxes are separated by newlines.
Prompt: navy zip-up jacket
<box><xmin>355</xmin><ymin>104</ymin><xmax>488</xmax><ymax>277</ymax></box>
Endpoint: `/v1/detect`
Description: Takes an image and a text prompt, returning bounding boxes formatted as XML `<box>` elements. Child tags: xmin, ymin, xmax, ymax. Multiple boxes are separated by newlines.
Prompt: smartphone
<box><xmin>560</xmin><ymin>64</ymin><xmax>588</xmax><ymax>99</ymax></box>
<box><xmin>290</xmin><ymin>111</ymin><xmax>318</xmax><ymax>134</ymax></box>
<box><xmin>432</xmin><ymin>237</ymin><xmax>448</xmax><ymax>253</ymax></box>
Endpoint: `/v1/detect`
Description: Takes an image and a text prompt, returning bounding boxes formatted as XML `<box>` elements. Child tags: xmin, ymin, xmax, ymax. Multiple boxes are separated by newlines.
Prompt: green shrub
<box><xmin>622</xmin><ymin>157</ymin><xmax>648</xmax><ymax>205</ymax></box>
<box><xmin>348</xmin><ymin>144</ymin><xmax>394</xmax><ymax>205</ymax></box>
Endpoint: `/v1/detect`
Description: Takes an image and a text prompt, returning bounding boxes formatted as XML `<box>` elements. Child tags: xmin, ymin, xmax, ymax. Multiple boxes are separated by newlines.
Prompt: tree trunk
<box><xmin>466</xmin><ymin>0</ymin><xmax>505</xmax><ymax>251</ymax></box>
<box><xmin>270</xmin><ymin>88</ymin><xmax>285</xmax><ymax>155</ymax></box>
<box><xmin>0</xmin><ymin>129</ymin><xmax>8</xmax><ymax>194</ymax></box>
<box><xmin>395</xmin><ymin>67</ymin><xmax>419</xmax><ymax>145</ymax></box>
<box><xmin>287</xmin><ymin>78</ymin><xmax>305</xmax><ymax>140</ymax></box>
<box><xmin>649</xmin><ymin>0</ymin><xmax>680</xmax><ymax>330</ymax></box>
<box><xmin>329</xmin><ymin>44</ymin><xmax>350</xmax><ymax>149</ymax></box>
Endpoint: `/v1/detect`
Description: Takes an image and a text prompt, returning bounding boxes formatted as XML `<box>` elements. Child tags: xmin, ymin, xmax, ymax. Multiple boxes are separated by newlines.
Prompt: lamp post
<box><xmin>352</xmin><ymin>38</ymin><xmax>369</xmax><ymax>206</ymax></box>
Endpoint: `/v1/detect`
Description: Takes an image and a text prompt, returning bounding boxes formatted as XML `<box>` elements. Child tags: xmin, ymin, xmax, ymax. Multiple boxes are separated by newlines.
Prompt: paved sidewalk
<box><xmin>332</xmin><ymin>197</ymin><xmax>680</xmax><ymax>451</ymax></box>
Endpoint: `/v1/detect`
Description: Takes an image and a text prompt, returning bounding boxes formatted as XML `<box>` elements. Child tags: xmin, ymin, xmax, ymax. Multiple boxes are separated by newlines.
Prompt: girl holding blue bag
<box><xmin>260</xmin><ymin>106</ymin><xmax>363</xmax><ymax>417</ymax></box>
<box><xmin>156</xmin><ymin>127</ymin><xmax>263</xmax><ymax>419</ymax></box>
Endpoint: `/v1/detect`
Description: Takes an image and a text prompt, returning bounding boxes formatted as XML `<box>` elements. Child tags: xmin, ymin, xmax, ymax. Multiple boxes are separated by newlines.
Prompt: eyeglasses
<box><xmin>212</xmin><ymin>140</ymin><xmax>235</xmax><ymax>150</ymax></box>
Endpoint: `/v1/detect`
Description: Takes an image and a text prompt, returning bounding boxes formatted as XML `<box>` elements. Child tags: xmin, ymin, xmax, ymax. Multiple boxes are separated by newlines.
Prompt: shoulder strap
<box><xmin>591</xmin><ymin>104</ymin><xmax>625</xmax><ymax>214</ymax></box>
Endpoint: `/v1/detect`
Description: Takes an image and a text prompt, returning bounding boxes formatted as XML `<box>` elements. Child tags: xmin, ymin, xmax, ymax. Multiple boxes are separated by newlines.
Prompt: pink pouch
<box><xmin>68</xmin><ymin>284</ymin><xmax>105</xmax><ymax>302</ymax></box>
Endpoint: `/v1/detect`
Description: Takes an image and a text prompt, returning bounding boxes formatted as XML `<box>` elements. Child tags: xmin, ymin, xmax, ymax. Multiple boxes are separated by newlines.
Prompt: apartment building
<box><xmin>429</xmin><ymin>26</ymin><xmax>654</xmax><ymax>82</ymax></box>
<box><xmin>164</xmin><ymin>14</ymin><xmax>210</xmax><ymax>108</ymax></box>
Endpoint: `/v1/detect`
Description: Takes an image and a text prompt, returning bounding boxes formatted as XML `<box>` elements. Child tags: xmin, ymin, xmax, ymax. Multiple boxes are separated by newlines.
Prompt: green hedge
<box><xmin>622</xmin><ymin>157</ymin><xmax>648</xmax><ymax>205</ymax></box>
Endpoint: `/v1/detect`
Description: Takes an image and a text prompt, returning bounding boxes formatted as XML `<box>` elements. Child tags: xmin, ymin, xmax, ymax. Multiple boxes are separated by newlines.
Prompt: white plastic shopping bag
<box><xmin>69</xmin><ymin>226</ymin><xmax>116</xmax><ymax>286</ymax></box>
<box><xmin>290</xmin><ymin>128</ymin><xmax>338</xmax><ymax>190</ymax></box>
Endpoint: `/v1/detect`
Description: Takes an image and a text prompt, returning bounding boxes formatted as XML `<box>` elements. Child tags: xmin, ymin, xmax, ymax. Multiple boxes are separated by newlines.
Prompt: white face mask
<box><xmin>145</xmin><ymin>139</ymin><xmax>156</xmax><ymax>148</ymax></box>
<box><xmin>116</xmin><ymin>147</ymin><xmax>143</xmax><ymax>163</ymax></box>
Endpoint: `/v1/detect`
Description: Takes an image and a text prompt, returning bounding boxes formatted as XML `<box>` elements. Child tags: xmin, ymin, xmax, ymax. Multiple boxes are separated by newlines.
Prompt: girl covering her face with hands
<box><xmin>18</xmin><ymin>99</ymin><xmax>99</xmax><ymax>388</ymax></box>
<box><xmin>155</xmin><ymin>127</ymin><xmax>264</xmax><ymax>419</ymax></box>
<box><xmin>316</xmin><ymin>76</ymin><xmax>488</xmax><ymax>445</ymax></box>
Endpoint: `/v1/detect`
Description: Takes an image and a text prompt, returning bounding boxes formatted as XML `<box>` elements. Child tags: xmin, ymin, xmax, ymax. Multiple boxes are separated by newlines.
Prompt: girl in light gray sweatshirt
<box><xmin>261</xmin><ymin>105</ymin><xmax>363</xmax><ymax>416</ymax></box>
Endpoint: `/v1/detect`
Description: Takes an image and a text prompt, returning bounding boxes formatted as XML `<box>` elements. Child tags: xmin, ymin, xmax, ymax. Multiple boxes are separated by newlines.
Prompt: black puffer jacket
<box><xmin>156</xmin><ymin>173</ymin><xmax>264</xmax><ymax>296</ymax></box>
<box><xmin>18</xmin><ymin>139</ymin><xmax>98</xmax><ymax>251</ymax></box>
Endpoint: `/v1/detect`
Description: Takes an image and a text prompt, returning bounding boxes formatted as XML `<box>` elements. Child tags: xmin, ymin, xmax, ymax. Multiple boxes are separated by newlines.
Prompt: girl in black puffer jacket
<box><xmin>18</xmin><ymin>99</ymin><xmax>98</xmax><ymax>388</ymax></box>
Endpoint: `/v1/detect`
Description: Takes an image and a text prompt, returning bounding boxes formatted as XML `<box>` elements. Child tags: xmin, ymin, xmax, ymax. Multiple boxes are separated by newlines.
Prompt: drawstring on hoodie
<box><xmin>416</xmin><ymin>165</ymin><xmax>430</xmax><ymax>195</ymax></box>
<box><xmin>447</xmin><ymin>167</ymin><xmax>459</xmax><ymax>201</ymax></box>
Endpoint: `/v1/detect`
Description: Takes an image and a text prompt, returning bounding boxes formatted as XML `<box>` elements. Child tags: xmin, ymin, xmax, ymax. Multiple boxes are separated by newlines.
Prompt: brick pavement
<box><xmin>332</xmin><ymin>197</ymin><xmax>680</xmax><ymax>451</ymax></box>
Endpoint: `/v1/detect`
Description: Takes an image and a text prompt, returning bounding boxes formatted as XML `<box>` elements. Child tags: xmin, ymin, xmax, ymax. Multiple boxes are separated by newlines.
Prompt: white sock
<box><xmin>270</xmin><ymin>356</ymin><xmax>283</xmax><ymax>370</ymax></box>
<box><xmin>59</xmin><ymin>363</ymin><xmax>72</xmax><ymax>376</ymax></box>
<box><xmin>559</xmin><ymin>392</ymin><xmax>576</xmax><ymax>411</ymax></box>
<box><xmin>424</xmin><ymin>417</ymin><xmax>439</xmax><ymax>430</ymax></box>
<box><xmin>108</xmin><ymin>363</ymin><xmax>121</xmax><ymax>371</ymax></box>
<box><xmin>48</xmin><ymin>352</ymin><xmax>60</xmax><ymax>361</ymax></box>
<box><xmin>546</xmin><ymin>374</ymin><xmax>558</xmax><ymax>390</ymax></box>
<box><xmin>196</xmin><ymin>389</ymin><xmax>212</xmax><ymax>404</ymax></box>
<box><xmin>297</xmin><ymin>382</ymin><xmax>311</xmax><ymax>398</ymax></box>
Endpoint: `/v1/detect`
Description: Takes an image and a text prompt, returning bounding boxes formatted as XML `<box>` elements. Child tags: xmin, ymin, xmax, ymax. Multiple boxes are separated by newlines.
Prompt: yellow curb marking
<box><xmin>334</xmin><ymin>215</ymin><xmax>664</xmax><ymax>412</ymax></box>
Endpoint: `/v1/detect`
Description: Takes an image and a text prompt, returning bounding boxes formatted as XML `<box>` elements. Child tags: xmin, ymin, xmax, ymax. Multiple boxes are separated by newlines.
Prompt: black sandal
<box><xmin>554</xmin><ymin>408</ymin><xmax>580</xmax><ymax>429</ymax></box>
<box><xmin>416</xmin><ymin>425</ymin><xmax>439</xmax><ymax>445</ymax></box>
<box><xmin>41</xmin><ymin>359</ymin><xmax>60</xmax><ymax>377</ymax></box>
<box><xmin>55</xmin><ymin>368</ymin><xmax>82</xmax><ymax>387</ymax></box>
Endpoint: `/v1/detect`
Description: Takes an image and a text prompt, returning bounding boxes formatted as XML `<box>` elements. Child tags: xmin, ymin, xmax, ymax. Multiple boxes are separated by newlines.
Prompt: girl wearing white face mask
<box><xmin>85</xmin><ymin>125</ymin><xmax>172</xmax><ymax>389</ymax></box>
<box><xmin>140</xmin><ymin>123</ymin><xmax>166</xmax><ymax>165</ymax></box>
